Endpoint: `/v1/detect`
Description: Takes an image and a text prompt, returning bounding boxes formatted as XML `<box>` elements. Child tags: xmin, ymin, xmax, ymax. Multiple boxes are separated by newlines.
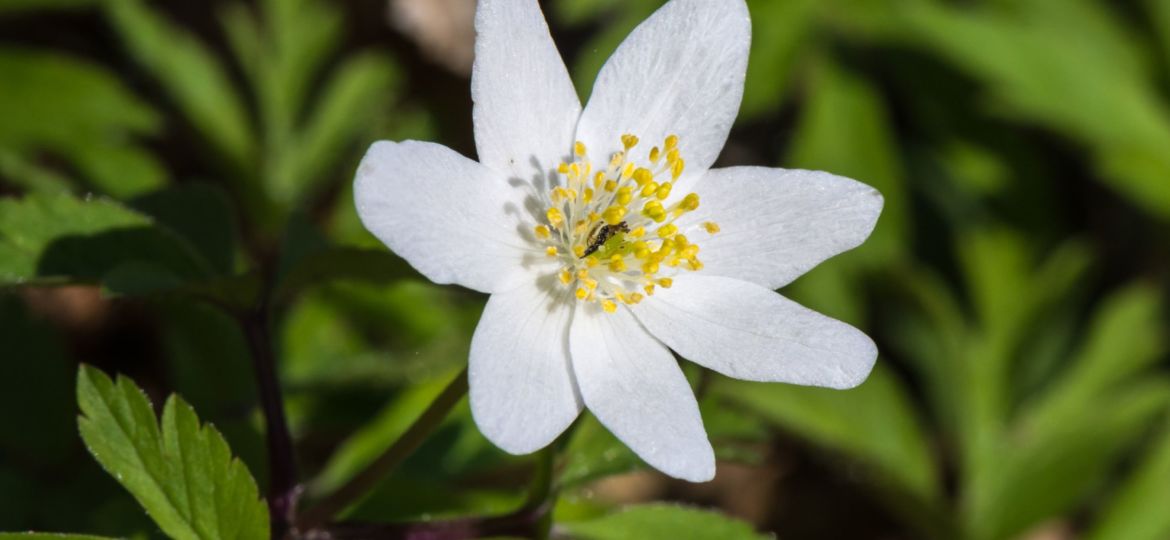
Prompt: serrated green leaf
<box><xmin>558</xmin><ymin>504</ymin><xmax>767</xmax><ymax>540</ymax></box>
<box><xmin>75</xmin><ymin>366</ymin><xmax>268</xmax><ymax>540</ymax></box>
<box><xmin>104</xmin><ymin>0</ymin><xmax>254</xmax><ymax>169</ymax></box>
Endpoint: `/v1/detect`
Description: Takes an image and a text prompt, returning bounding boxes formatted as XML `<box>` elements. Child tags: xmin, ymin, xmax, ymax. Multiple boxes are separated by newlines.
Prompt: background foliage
<box><xmin>1</xmin><ymin>0</ymin><xmax>1168</xmax><ymax>538</ymax></box>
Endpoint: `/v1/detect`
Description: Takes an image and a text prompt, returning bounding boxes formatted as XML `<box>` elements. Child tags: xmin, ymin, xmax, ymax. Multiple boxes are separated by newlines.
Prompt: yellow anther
<box><xmin>594</xmin><ymin>172</ymin><xmax>606</xmax><ymax>188</ymax></box>
<box><xmin>621</xmin><ymin>134</ymin><xmax>639</xmax><ymax>149</ymax></box>
<box><xmin>534</xmin><ymin>225</ymin><xmax>551</xmax><ymax>239</ymax></box>
<box><xmin>584</xmin><ymin>188</ymin><xmax>594</xmax><ymax>203</ymax></box>
<box><xmin>671</xmin><ymin>158</ymin><xmax>685</xmax><ymax>180</ymax></box>
<box><xmin>604</xmin><ymin>179</ymin><xmax>618</xmax><ymax>192</ymax></box>
<box><xmin>575</xmin><ymin>287</ymin><xmax>589</xmax><ymax>300</ymax></box>
<box><xmin>656</xmin><ymin>182</ymin><xmax>673</xmax><ymax>200</ymax></box>
<box><xmin>644</xmin><ymin>284</ymin><xmax>656</xmax><ymax>296</ymax></box>
<box><xmin>657</xmin><ymin>223</ymin><xmax>679</xmax><ymax>238</ymax></box>
<box><xmin>602</xmin><ymin>300</ymin><xmax>618</xmax><ymax>313</ymax></box>
<box><xmin>657</xmin><ymin>277</ymin><xmax>674</xmax><ymax>288</ymax></box>
<box><xmin>642</xmin><ymin>261</ymin><xmax>659</xmax><ymax>275</ymax></box>
<box><xmin>616</xmin><ymin>186</ymin><xmax>634</xmax><ymax>205</ymax></box>
<box><xmin>640</xmin><ymin>181</ymin><xmax>659</xmax><ymax>198</ymax></box>
<box><xmin>666</xmin><ymin>148</ymin><xmax>680</xmax><ymax>165</ymax></box>
<box><xmin>609</xmin><ymin>258</ymin><xmax>627</xmax><ymax>272</ymax></box>
<box><xmin>621</xmin><ymin>163</ymin><xmax>636</xmax><ymax>180</ymax></box>
<box><xmin>546</xmin><ymin>246</ymin><xmax>558</xmax><ymax>257</ymax></box>
<box><xmin>576</xmin><ymin>270</ymin><xmax>590</xmax><ymax>280</ymax></box>
<box><xmin>609</xmin><ymin>152</ymin><xmax>624</xmax><ymax>169</ymax></box>
<box><xmin>588</xmin><ymin>211</ymin><xmax>600</xmax><ymax>222</ymax></box>
<box><xmin>583</xmin><ymin>278</ymin><xmax>599</xmax><ymax>290</ymax></box>
<box><xmin>688</xmin><ymin>258</ymin><xmax>704</xmax><ymax>271</ymax></box>
<box><xmin>573</xmin><ymin>220</ymin><xmax>589</xmax><ymax>236</ymax></box>
<box><xmin>633</xmin><ymin>241</ymin><xmax>651</xmax><ymax>259</ymax></box>
<box><xmin>602</xmin><ymin>205</ymin><xmax>627</xmax><ymax>225</ymax></box>
<box><xmin>559</xmin><ymin>269</ymin><xmax>572</xmax><ymax>284</ymax></box>
<box><xmin>569</xmin><ymin>163</ymin><xmax>581</xmax><ymax>179</ymax></box>
<box><xmin>628</xmin><ymin>293</ymin><xmax>644</xmax><ymax>304</ymax></box>
<box><xmin>682</xmin><ymin>244</ymin><xmax>700</xmax><ymax>258</ymax></box>
<box><xmin>665</xmin><ymin>134</ymin><xmax>679</xmax><ymax>150</ymax></box>
<box><xmin>633</xmin><ymin>167</ymin><xmax>654</xmax><ymax>187</ymax></box>
<box><xmin>585</xmin><ymin>255</ymin><xmax>600</xmax><ymax>268</ymax></box>
<box><xmin>546</xmin><ymin>207</ymin><xmax>564</xmax><ymax>227</ymax></box>
<box><xmin>679</xmin><ymin>193</ymin><xmax>700</xmax><ymax>211</ymax></box>
<box><xmin>629</xmin><ymin>226</ymin><xmax>646</xmax><ymax>238</ymax></box>
<box><xmin>642</xmin><ymin>200</ymin><xmax>665</xmax><ymax>221</ymax></box>
<box><xmin>703</xmin><ymin>221</ymin><xmax>720</xmax><ymax>234</ymax></box>
<box><xmin>649</xmin><ymin>147</ymin><xmax>661</xmax><ymax>163</ymax></box>
<box><xmin>557</xmin><ymin>163</ymin><xmax>570</xmax><ymax>174</ymax></box>
<box><xmin>573</xmin><ymin>244</ymin><xmax>586</xmax><ymax>258</ymax></box>
<box><xmin>574</xmin><ymin>141</ymin><xmax>587</xmax><ymax>157</ymax></box>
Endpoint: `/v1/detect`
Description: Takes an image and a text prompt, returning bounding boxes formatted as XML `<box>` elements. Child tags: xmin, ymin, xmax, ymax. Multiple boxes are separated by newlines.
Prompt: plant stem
<box><xmin>242</xmin><ymin>300</ymin><xmax>299</xmax><ymax>538</ymax></box>
<box><xmin>297</xmin><ymin>366</ymin><xmax>470</xmax><ymax>529</ymax></box>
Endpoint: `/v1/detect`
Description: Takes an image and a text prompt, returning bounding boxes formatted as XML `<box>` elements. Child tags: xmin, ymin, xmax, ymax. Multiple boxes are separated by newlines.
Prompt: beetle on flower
<box><xmin>355</xmin><ymin>0</ymin><xmax>883</xmax><ymax>481</ymax></box>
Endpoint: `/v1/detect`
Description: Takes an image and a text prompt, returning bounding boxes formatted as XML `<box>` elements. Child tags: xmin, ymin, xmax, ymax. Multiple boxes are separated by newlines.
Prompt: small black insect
<box><xmin>581</xmin><ymin>221</ymin><xmax>630</xmax><ymax>258</ymax></box>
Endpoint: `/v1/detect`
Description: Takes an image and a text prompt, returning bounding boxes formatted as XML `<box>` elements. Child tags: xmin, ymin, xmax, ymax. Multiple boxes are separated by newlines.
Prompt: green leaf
<box><xmin>558</xmin><ymin>504</ymin><xmax>767</xmax><ymax>540</ymax></box>
<box><xmin>76</xmin><ymin>366</ymin><xmax>269</xmax><ymax>540</ymax></box>
<box><xmin>0</xmin><ymin>47</ymin><xmax>164</xmax><ymax>197</ymax></box>
<box><xmin>130</xmin><ymin>184</ymin><xmax>237</xmax><ymax>275</ymax></box>
<box><xmin>104</xmin><ymin>0</ymin><xmax>255</xmax><ymax>169</ymax></box>
<box><xmin>903</xmin><ymin>0</ymin><xmax>1170</xmax><ymax>218</ymax></box>
<box><xmin>1023</xmin><ymin>284</ymin><xmax>1166</xmax><ymax>433</ymax></box>
<box><xmin>966</xmin><ymin>380</ymin><xmax>1170</xmax><ymax>540</ymax></box>
<box><xmin>268</xmin><ymin>52</ymin><xmax>399</xmax><ymax>204</ymax></box>
<box><xmin>0</xmin><ymin>192</ymin><xmax>212</xmax><ymax>287</ymax></box>
<box><xmin>0</xmin><ymin>534</ymin><xmax>119</xmax><ymax>540</ymax></box>
<box><xmin>712</xmin><ymin>367</ymin><xmax>938</xmax><ymax>502</ymax></box>
<box><xmin>739</xmin><ymin>0</ymin><xmax>817</xmax><ymax>119</ymax></box>
<box><xmin>1086</xmin><ymin>418</ymin><xmax>1170</xmax><ymax>540</ymax></box>
<box><xmin>0</xmin><ymin>0</ymin><xmax>96</xmax><ymax>14</ymax></box>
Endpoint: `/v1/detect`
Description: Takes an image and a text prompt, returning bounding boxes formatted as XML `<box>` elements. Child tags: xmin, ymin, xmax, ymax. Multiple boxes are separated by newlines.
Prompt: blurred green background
<box><xmin>1</xmin><ymin>0</ymin><xmax>1169</xmax><ymax>538</ymax></box>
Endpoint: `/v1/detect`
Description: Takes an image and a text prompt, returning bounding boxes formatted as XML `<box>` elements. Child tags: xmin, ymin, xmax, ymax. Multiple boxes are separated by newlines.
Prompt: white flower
<box><xmin>355</xmin><ymin>0</ymin><xmax>883</xmax><ymax>482</ymax></box>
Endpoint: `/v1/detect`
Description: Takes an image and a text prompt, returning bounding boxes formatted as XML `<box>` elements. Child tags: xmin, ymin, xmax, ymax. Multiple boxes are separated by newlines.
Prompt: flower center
<box><xmin>532</xmin><ymin>134</ymin><xmax>720</xmax><ymax>313</ymax></box>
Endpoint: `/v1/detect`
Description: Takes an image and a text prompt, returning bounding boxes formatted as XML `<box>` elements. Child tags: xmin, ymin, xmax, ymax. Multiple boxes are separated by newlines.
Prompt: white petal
<box><xmin>569</xmin><ymin>304</ymin><xmax>715</xmax><ymax>482</ymax></box>
<box><xmin>683</xmin><ymin>166</ymin><xmax>883</xmax><ymax>289</ymax></box>
<box><xmin>633</xmin><ymin>275</ymin><xmax>877</xmax><ymax>389</ymax></box>
<box><xmin>472</xmin><ymin>0</ymin><xmax>581</xmax><ymax>182</ymax></box>
<box><xmin>354</xmin><ymin>140</ymin><xmax>544</xmax><ymax>294</ymax></box>
<box><xmin>470</xmin><ymin>278</ymin><xmax>582</xmax><ymax>454</ymax></box>
<box><xmin>575</xmin><ymin>0</ymin><xmax>750</xmax><ymax>182</ymax></box>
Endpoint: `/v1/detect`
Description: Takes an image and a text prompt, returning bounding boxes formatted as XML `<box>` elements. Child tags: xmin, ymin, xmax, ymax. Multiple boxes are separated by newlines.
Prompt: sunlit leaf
<box><xmin>76</xmin><ymin>366</ymin><xmax>269</xmax><ymax>540</ymax></box>
<box><xmin>0</xmin><ymin>48</ymin><xmax>164</xmax><ymax>197</ymax></box>
<box><xmin>0</xmin><ymin>192</ymin><xmax>210</xmax><ymax>286</ymax></box>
